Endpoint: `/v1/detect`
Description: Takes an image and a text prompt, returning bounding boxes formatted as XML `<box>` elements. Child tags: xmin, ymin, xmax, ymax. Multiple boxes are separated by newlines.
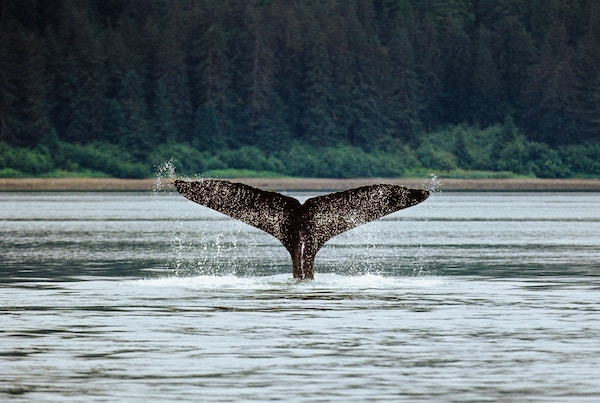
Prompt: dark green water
<box><xmin>1</xmin><ymin>191</ymin><xmax>599</xmax><ymax>401</ymax></box>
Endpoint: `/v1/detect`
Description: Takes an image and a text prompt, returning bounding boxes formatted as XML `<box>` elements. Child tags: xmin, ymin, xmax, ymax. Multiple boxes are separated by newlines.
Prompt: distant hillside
<box><xmin>0</xmin><ymin>1</ymin><xmax>598</xmax><ymax>178</ymax></box>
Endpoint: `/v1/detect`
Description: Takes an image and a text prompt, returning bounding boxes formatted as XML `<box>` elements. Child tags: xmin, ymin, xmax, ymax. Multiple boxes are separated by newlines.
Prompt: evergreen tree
<box><xmin>470</xmin><ymin>27</ymin><xmax>505</xmax><ymax>125</ymax></box>
<box><xmin>119</xmin><ymin>69</ymin><xmax>152</xmax><ymax>157</ymax></box>
<box><xmin>0</xmin><ymin>19</ymin><xmax>49</xmax><ymax>146</ymax></box>
<box><xmin>245</xmin><ymin>1</ymin><xmax>292</xmax><ymax>150</ymax></box>
<box><xmin>572</xmin><ymin>26</ymin><xmax>600</xmax><ymax>141</ymax></box>
<box><xmin>150</xmin><ymin>8</ymin><xmax>192</xmax><ymax>144</ymax></box>
<box><xmin>0</xmin><ymin>0</ymin><xmax>598</xmax><ymax>178</ymax></box>
<box><xmin>522</xmin><ymin>25</ymin><xmax>580</xmax><ymax>144</ymax></box>
<box><xmin>299</xmin><ymin>5</ymin><xmax>340</xmax><ymax>146</ymax></box>
<box><xmin>386</xmin><ymin>20</ymin><xmax>421</xmax><ymax>140</ymax></box>
<box><xmin>412</xmin><ymin>15</ymin><xmax>443</xmax><ymax>130</ymax></box>
<box><xmin>49</xmin><ymin>0</ymin><xmax>105</xmax><ymax>144</ymax></box>
<box><xmin>437</xmin><ymin>15</ymin><xmax>473</xmax><ymax>124</ymax></box>
<box><xmin>492</xmin><ymin>16</ymin><xmax>533</xmax><ymax>114</ymax></box>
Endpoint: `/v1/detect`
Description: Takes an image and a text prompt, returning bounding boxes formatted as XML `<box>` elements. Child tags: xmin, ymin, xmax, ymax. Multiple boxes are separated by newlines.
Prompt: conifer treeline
<box><xmin>1</xmin><ymin>0</ymin><xmax>599</xmax><ymax>160</ymax></box>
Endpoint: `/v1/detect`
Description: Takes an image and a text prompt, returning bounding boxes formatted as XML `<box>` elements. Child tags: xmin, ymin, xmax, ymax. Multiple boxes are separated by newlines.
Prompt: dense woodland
<box><xmin>1</xmin><ymin>0</ymin><xmax>599</xmax><ymax>178</ymax></box>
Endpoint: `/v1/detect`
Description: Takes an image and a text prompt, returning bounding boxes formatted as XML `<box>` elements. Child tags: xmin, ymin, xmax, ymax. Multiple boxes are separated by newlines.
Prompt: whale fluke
<box><xmin>174</xmin><ymin>179</ymin><xmax>429</xmax><ymax>279</ymax></box>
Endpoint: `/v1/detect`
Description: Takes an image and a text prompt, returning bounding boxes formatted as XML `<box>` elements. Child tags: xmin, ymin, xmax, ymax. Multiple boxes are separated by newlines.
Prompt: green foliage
<box><xmin>0</xmin><ymin>168</ymin><xmax>25</xmax><ymax>178</ymax></box>
<box><xmin>0</xmin><ymin>143</ymin><xmax>53</xmax><ymax>175</ymax></box>
<box><xmin>147</xmin><ymin>143</ymin><xmax>217</xmax><ymax>176</ymax></box>
<box><xmin>526</xmin><ymin>142</ymin><xmax>570</xmax><ymax>178</ymax></box>
<box><xmin>417</xmin><ymin>146</ymin><xmax>458</xmax><ymax>171</ymax></box>
<box><xmin>408</xmin><ymin>123</ymin><xmax>597</xmax><ymax>179</ymax></box>
<box><xmin>2</xmin><ymin>128</ymin><xmax>599</xmax><ymax>179</ymax></box>
<box><xmin>560</xmin><ymin>144</ymin><xmax>600</xmax><ymax>176</ymax></box>
<box><xmin>0</xmin><ymin>141</ymin><xmax>149</xmax><ymax>178</ymax></box>
<box><xmin>277</xmin><ymin>145</ymin><xmax>409</xmax><ymax>178</ymax></box>
<box><xmin>220</xmin><ymin>147</ymin><xmax>283</xmax><ymax>173</ymax></box>
<box><xmin>203</xmin><ymin>169</ymin><xmax>288</xmax><ymax>179</ymax></box>
<box><xmin>58</xmin><ymin>142</ymin><xmax>150</xmax><ymax>179</ymax></box>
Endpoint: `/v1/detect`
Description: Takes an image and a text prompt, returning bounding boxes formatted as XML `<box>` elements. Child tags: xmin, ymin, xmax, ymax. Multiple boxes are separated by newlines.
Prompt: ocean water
<box><xmin>1</xmin><ymin>190</ymin><xmax>599</xmax><ymax>402</ymax></box>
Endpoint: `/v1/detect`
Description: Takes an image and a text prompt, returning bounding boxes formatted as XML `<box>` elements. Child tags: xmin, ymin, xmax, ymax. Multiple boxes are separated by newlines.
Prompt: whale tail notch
<box><xmin>173</xmin><ymin>179</ymin><xmax>429</xmax><ymax>279</ymax></box>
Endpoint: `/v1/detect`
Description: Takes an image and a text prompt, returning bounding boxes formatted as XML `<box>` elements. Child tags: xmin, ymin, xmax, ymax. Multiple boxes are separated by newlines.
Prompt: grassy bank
<box><xmin>1</xmin><ymin>177</ymin><xmax>599</xmax><ymax>192</ymax></box>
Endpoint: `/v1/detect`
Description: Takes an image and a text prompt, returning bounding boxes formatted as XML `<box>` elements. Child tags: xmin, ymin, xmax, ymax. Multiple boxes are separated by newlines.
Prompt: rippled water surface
<box><xmin>1</xmin><ymin>190</ymin><xmax>599</xmax><ymax>401</ymax></box>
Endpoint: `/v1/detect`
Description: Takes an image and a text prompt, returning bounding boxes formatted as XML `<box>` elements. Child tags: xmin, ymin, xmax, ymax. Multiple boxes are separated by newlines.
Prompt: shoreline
<box><xmin>0</xmin><ymin>177</ymin><xmax>599</xmax><ymax>192</ymax></box>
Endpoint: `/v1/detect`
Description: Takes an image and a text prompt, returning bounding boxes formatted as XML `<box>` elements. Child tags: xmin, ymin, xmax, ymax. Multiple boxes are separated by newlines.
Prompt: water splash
<box><xmin>409</xmin><ymin>173</ymin><xmax>441</xmax><ymax>276</ymax></box>
<box><xmin>152</xmin><ymin>158</ymin><xmax>177</xmax><ymax>193</ymax></box>
<box><xmin>151</xmin><ymin>165</ymin><xmax>439</xmax><ymax>279</ymax></box>
<box><xmin>423</xmin><ymin>173</ymin><xmax>442</xmax><ymax>193</ymax></box>
<box><xmin>151</xmin><ymin>159</ymin><xmax>199</xmax><ymax>276</ymax></box>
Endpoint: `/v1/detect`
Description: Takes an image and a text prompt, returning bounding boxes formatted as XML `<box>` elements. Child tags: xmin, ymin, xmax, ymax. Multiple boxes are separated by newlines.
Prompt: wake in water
<box><xmin>133</xmin><ymin>272</ymin><xmax>443</xmax><ymax>291</ymax></box>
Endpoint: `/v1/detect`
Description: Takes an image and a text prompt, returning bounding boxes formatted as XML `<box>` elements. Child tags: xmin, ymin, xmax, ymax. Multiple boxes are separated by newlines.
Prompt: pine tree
<box><xmin>413</xmin><ymin>16</ymin><xmax>443</xmax><ymax>130</ymax></box>
<box><xmin>49</xmin><ymin>0</ymin><xmax>105</xmax><ymax>144</ymax></box>
<box><xmin>522</xmin><ymin>24</ymin><xmax>580</xmax><ymax>144</ymax></box>
<box><xmin>386</xmin><ymin>20</ymin><xmax>421</xmax><ymax>140</ymax></box>
<box><xmin>150</xmin><ymin>9</ymin><xmax>192</xmax><ymax>144</ymax></box>
<box><xmin>437</xmin><ymin>15</ymin><xmax>473</xmax><ymax>124</ymax></box>
<box><xmin>0</xmin><ymin>17</ymin><xmax>49</xmax><ymax>146</ymax></box>
<box><xmin>299</xmin><ymin>3</ymin><xmax>341</xmax><ymax>146</ymax></box>
<box><xmin>572</xmin><ymin>26</ymin><xmax>600</xmax><ymax>141</ymax></box>
<box><xmin>119</xmin><ymin>69</ymin><xmax>152</xmax><ymax>157</ymax></box>
<box><xmin>187</xmin><ymin>1</ymin><xmax>244</xmax><ymax>149</ymax></box>
<box><xmin>245</xmin><ymin>2</ymin><xmax>292</xmax><ymax>150</ymax></box>
<box><xmin>470</xmin><ymin>27</ymin><xmax>505</xmax><ymax>125</ymax></box>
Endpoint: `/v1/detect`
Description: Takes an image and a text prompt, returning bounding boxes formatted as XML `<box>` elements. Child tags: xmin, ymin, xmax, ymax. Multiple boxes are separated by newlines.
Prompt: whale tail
<box><xmin>173</xmin><ymin>179</ymin><xmax>429</xmax><ymax>279</ymax></box>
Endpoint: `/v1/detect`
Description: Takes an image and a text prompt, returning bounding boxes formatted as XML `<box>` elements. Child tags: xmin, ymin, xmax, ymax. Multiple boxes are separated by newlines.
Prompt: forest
<box><xmin>1</xmin><ymin>0</ymin><xmax>599</xmax><ymax>179</ymax></box>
